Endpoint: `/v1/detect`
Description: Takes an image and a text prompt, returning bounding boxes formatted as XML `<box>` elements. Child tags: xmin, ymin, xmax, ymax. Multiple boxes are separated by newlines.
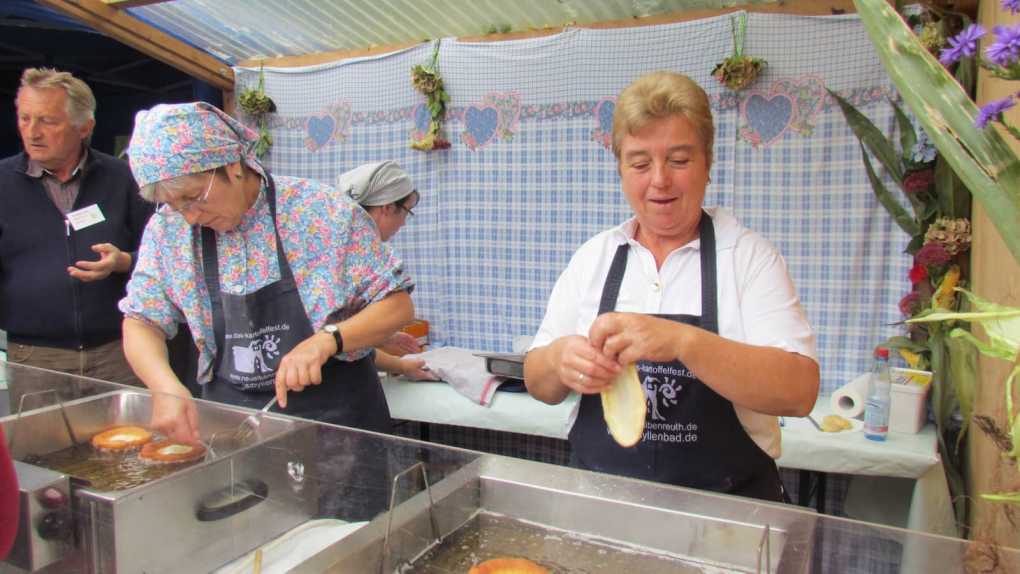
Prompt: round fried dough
<box><xmin>821</xmin><ymin>414</ymin><xmax>853</xmax><ymax>433</ymax></box>
<box><xmin>468</xmin><ymin>557</ymin><xmax>549</xmax><ymax>574</ymax></box>
<box><xmin>139</xmin><ymin>440</ymin><xmax>207</xmax><ymax>464</ymax></box>
<box><xmin>90</xmin><ymin>425</ymin><xmax>153</xmax><ymax>451</ymax></box>
<box><xmin>600</xmin><ymin>363</ymin><xmax>646</xmax><ymax>447</ymax></box>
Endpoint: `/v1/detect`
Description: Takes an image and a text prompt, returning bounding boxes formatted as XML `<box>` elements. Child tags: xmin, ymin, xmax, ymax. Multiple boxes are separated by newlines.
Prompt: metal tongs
<box><xmin>232</xmin><ymin>396</ymin><xmax>277</xmax><ymax>442</ymax></box>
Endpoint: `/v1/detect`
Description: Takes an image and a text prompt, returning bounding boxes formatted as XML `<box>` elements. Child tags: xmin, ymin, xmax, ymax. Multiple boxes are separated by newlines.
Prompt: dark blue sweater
<box><xmin>0</xmin><ymin>150</ymin><xmax>153</xmax><ymax>349</ymax></box>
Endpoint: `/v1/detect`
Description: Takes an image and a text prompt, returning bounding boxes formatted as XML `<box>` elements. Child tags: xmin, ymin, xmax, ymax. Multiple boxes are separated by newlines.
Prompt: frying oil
<box><xmin>24</xmin><ymin>444</ymin><xmax>200</xmax><ymax>492</ymax></box>
<box><xmin>400</xmin><ymin>512</ymin><xmax>738</xmax><ymax>573</ymax></box>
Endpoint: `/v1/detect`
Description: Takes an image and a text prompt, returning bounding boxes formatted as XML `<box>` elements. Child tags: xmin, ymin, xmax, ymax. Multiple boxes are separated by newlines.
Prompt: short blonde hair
<box><xmin>19</xmin><ymin>67</ymin><xmax>96</xmax><ymax>128</ymax></box>
<box><xmin>611</xmin><ymin>71</ymin><xmax>714</xmax><ymax>168</ymax></box>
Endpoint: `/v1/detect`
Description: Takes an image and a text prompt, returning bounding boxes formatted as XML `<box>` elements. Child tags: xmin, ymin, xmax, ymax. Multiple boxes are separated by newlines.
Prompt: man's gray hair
<box><xmin>19</xmin><ymin>67</ymin><xmax>96</xmax><ymax>128</ymax></box>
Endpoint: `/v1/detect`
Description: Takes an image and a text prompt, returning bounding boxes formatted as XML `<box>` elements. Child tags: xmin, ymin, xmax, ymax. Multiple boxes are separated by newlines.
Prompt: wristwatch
<box><xmin>320</xmin><ymin>323</ymin><xmax>343</xmax><ymax>354</ymax></box>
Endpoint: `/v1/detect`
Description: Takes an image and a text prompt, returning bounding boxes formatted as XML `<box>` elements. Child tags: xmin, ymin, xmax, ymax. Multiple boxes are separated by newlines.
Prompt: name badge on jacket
<box><xmin>66</xmin><ymin>204</ymin><xmax>105</xmax><ymax>231</ymax></box>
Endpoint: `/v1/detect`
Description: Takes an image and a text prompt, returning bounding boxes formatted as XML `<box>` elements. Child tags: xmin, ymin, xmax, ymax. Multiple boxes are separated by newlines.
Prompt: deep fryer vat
<box><xmin>2</xmin><ymin>389</ymin><xmax>319</xmax><ymax>573</ymax></box>
<box><xmin>298</xmin><ymin>455</ymin><xmax>815</xmax><ymax>573</ymax></box>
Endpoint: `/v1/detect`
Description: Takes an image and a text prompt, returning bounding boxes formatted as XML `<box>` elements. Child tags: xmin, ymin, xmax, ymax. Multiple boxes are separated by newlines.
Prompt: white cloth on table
<box><xmin>406</xmin><ymin>346</ymin><xmax>500</xmax><ymax>406</ymax></box>
<box><xmin>529</xmin><ymin>207</ymin><xmax>818</xmax><ymax>458</ymax></box>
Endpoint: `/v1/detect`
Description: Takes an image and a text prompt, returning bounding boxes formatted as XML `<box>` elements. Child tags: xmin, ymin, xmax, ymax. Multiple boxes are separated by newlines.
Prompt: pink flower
<box><xmin>903</xmin><ymin>169</ymin><xmax>935</xmax><ymax>194</ymax></box>
<box><xmin>908</xmin><ymin>262</ymin><xmax>928</xmax><ymax>284</ymax></box>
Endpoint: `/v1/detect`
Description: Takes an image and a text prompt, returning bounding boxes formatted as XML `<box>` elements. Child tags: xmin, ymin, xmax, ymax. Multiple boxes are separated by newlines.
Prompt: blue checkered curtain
<box><xmin>235</xmin><ymin>12</ymin><xmax>910</xmax><ymax>395</ymax></box>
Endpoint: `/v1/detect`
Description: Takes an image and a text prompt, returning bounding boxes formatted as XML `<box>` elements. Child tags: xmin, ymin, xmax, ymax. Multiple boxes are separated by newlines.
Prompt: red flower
<box><xmin>899</xmin><ymin>291</ymin><xmax>922</xmax><ymax>317</ymax></box>
<box><xmin>908</xmin><ymin>262</ymin><xmax>928</xmax><ymax>284</ymax></box>
<box><xmin>916</xmin><ymin>242</ymin><xmax>951</xmax><ymax>267</ymax></box>
<box><xmin>903</xmin><ymin>169</ymin><xmax>935</xmax><ymax>194</ymax></box>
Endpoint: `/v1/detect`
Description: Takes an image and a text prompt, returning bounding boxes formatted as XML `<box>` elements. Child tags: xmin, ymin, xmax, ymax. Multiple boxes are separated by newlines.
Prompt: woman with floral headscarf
<box><xmin>119</xmin><ymin>102</ymin><xmax>414</xmax><ymax>443</ymax></box>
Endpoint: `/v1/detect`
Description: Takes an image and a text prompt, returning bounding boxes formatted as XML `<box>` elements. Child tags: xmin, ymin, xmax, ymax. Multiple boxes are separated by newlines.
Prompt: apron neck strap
<box><xmin>201</xmin><ymin>173</ymin><xmax>296</xmax><ymax>370</ymax></box>
<box><xmin>597</xmin><ymin>211</ymin><xmax>718</xmax><ymax>334</ymax></box>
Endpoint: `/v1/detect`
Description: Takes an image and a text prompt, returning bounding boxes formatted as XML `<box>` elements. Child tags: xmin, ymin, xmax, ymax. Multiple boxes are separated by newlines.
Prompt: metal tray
<box><xmin>298</xmin><ymin>456</ymin><xmax>816</xmax><ymax>573</ymax></box>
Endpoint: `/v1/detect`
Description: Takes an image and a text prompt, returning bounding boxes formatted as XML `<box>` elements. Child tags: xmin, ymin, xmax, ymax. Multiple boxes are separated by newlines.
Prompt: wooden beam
<box><xmin>37</xmin><ymin>0</ymin><xmax>233</xmax><ymax>90</ymax></box>
<box><xmin>102</xmin><ymin>1</ymin><xmax>173</xmax><ymax>9</ymax></box>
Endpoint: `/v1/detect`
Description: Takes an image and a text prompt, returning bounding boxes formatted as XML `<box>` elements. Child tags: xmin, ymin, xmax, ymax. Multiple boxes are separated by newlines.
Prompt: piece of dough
<box><xmin>821</xmin><ymin>414</ymin><xmax>853</xmax><ymax>433</ymax></box>
<box><xmin>469</xmin><ymin>557</ymin><xmax>549</xmax><ymax>574</ymax></box>
<box><xmin>601</xmin><ymin>363</ymin><xmax>646</xmax><ymax>447</ymax></box>
<box><xmin>90</xmin><ymin>425</ymin><xmax>153</xmax><ymax>451</ymax></box>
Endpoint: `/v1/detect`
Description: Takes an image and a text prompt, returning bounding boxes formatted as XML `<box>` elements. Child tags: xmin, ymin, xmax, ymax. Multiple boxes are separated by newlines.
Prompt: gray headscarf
<box><xmin>336</xmin><ymin>160</ymin><xmax>414</xmax><ymax>207</ymax></box>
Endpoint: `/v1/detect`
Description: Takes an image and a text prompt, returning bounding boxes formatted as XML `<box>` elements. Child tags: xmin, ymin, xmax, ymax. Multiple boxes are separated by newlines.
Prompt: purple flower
<box><xmin>940</xmin><ymin>24</ymin><xmax>986</xmax><ymax>65</ymax></box>
<box><xmin>976</xmin><ymin>96</ymin><xmax>1016</xmax><ymax>128</ymax></box>
<box><xmin>910</xmin><ymin>129</ymin><xmax>937</xmax><ymax>163</ymax></box>
<box><xmin>987</xmin><ymin>25</ymin><xmax>1020</xmax><ymax>66</ymax></box>
<box><xmin>1004</xmin><ymin>1</ymin><xmax>1020</xmax><ymax>15</ymax></box>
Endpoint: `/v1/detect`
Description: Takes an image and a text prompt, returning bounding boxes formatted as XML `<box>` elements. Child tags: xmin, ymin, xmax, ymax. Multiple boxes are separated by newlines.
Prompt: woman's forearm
<box><xmin>523</xmin><ymin>339</ymin><xmax>572</xmax><ymax>405</ymax></box>
<box><xmin>333</xmin><ymin>290</ymin><xmax>414</xmax><ymax>353</ymax></box>
<box><xmin>122</xmin><ymin>317</ymin><xmax>187</xmax><ymax>395</ymax></box>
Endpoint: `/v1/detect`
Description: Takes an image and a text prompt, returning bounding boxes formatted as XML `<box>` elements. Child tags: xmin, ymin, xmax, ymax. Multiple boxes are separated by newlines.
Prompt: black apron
<box><xmin>199</xmin><ymin>176</ymin><xmax>390</xmax><ymax>433</ymax></box>
<box><xmin>568</xmin><ymin>213</ymin><xmax>783</xmax><ymax>502</ymax></box>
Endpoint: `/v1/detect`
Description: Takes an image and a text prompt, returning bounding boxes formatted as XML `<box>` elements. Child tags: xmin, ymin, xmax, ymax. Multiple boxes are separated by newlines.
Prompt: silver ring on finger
<box><xmin>577</xmin><ymin>372</ymin><xmax>585</xmax><ymax>383</ymax></box>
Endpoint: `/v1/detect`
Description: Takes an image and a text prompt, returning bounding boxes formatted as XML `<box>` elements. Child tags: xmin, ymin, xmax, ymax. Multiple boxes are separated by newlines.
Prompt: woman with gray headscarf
<box><xmin>119</xmin><ymin>103</ymin><xmax>414</xmax><ymax>443</ymax></box>
<box><xmin>337</xmin><ymin>160</ymin><xmax>436</xmax><ymax>381</ymax></box>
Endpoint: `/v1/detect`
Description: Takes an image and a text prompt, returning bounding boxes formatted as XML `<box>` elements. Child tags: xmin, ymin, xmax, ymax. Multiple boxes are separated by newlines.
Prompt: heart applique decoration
<box><xmin>741</xmin><ymin>89</ymin><xmax>795</xmax><ymax>147</ymax></box>
<box><xmin>592</xmin><ymin>97</ymin><xmax>615</xmax><ymax>149</ymax></box>
<box><xmin>483</xmin><ymin>92</ymin><xmax>521</xmax><ymax>139</ymax></box>
<box><xmin>305</xmin><ymin>113</ymin><xmax>336</xmax><ymax>152</ymax></box>
<box><xmin>461</xmin><ymin>105</ymin><xmax>499</xmax><ymax>151</ymax></box>
<box><xmin>785</xmin><ymin>76</ymin><xmax>826</xmax><ymax>135</ymax></box>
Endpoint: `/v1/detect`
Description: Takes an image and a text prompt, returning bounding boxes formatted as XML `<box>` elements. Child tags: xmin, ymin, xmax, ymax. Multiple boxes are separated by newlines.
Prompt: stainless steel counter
<box><xmin>3</xmin><ymin>360</ymin><xmax>1018</xmax><ymax>573</ymax></box>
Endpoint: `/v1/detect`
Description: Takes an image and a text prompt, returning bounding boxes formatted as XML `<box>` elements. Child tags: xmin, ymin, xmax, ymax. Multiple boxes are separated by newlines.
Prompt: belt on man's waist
<box><xmin>6</xmin><ymin>332</ymin><xmax>121</xmax><ymax>350</ymax></box>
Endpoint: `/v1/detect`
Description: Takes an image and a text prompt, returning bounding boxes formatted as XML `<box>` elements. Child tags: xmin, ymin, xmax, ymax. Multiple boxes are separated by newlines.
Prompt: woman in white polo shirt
<box><xmin>523</xmin><ymin>71</ymin><xmax>819</xmax><ymax>501</ymax></box>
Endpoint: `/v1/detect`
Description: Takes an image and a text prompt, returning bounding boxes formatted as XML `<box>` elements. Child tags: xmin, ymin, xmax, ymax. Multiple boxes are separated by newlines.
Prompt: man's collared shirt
<box><xmin>26</xmin><ymin>147</ymin><xmax>88</xmax><ymax>215</ymax></box>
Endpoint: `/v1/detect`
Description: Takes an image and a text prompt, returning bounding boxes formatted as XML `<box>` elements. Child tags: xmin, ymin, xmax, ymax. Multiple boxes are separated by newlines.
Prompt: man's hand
<box><xmin>68</xmin><ymin>243</ymin><xmax>130</xmax><ymax>282</ymax></box>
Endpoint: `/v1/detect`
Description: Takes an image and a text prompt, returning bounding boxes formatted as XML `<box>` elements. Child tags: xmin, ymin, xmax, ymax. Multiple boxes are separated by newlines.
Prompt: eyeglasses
<box><xmin>396</xmin><ymin>193</ymin><xmax>419</xmax><ymax>218</ymax></box>
<box><xmin>396</xmin><ymin>202</ymin><xmax>415</xmax><ymax>218</ymax></box>
<box><xmin>156</xmin><ymin>168</ymin><xmax>217</xmax><ymax>217</ymax></box>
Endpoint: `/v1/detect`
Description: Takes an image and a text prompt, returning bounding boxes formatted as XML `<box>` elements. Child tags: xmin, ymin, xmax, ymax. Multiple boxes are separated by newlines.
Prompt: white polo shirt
<box><xmin>530</xmin><ymin>207</ymin><xmax>818</xmax><ymax>458</ymax></box>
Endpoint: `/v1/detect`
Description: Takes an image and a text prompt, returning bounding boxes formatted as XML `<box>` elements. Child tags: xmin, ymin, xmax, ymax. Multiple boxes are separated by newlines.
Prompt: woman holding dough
<box><xmin>523</xmin><ymin>71</ymin><xmax>819</xmax><ymax>501</ymax></box>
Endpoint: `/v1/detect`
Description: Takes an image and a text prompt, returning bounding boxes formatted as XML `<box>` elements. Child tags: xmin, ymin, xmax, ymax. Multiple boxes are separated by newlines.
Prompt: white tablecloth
<box><xmin>382</xmin><ymin>378</ymin><xmax>956</xmax><ymax>537</ymax></box>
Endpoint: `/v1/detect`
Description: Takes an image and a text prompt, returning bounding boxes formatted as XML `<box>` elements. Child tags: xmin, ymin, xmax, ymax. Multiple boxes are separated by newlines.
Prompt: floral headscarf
<box><xmin>127</xmin><ymin>101</ymin><xmax>266</xmax><ymax>188</ymax></box>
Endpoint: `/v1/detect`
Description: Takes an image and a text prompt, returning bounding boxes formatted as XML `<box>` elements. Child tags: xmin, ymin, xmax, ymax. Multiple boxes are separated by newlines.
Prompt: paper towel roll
<box><xmin>829</xmin><ymin>373</ymin><xmax>871</xmax><ymax>419</ymax></box>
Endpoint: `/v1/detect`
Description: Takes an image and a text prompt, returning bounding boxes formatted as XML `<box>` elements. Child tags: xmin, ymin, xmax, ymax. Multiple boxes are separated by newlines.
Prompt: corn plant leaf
<box><xmin>981</xmin><ymin>492</ymin><xmax>1020</xmax><ymax>505</ymax></box>
<box><xmin>891</xmin><ymin>99</ymin><xmax>916</xmax><ymax>163</ymax></box>
<box><xmin>934</xmin><ymin>156</ymin><xmax>970</xmax><ymax>220</ymax></box>
<box><xmin>946</xmin><ymin>334</ymin><xmax>977</xmax><ymax>451</ymax></box>
<box><xmin>860</xmin><ymin>143</ymin><xmax>919</xmax><ymax>236</ymax></box>
<box><xmin>946</xmin><ymin>328</ymin><xmax>1015</xmax><ymax>362</ymax></box>
<box><xmin>883</xmin><ymin>335</ymin><xmax>929</xmax><ymax>354</ymax></box>
<box><xmin>854</xmin><ymin>0</ymin><xmax>1020</xmax><ymax>264</ymax></box>
<box><xmin>829</xmin><ymin>90</ymin><xmax>903</xmax><ymax>182</ymax></box>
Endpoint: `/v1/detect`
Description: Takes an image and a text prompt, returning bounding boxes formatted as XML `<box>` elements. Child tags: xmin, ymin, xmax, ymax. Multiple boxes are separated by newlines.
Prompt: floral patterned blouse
<box><xmin>120</xmin><ymin>175</ymin><xmax>413</xmax><ymax>383</ymax></box>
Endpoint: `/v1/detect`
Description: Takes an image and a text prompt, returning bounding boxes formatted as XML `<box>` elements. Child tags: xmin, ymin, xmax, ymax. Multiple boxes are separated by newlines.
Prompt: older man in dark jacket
<box><xmin>0</xmin><ymin>68</ymin><xmax>152</xmax><ymax>387</ymax></box>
